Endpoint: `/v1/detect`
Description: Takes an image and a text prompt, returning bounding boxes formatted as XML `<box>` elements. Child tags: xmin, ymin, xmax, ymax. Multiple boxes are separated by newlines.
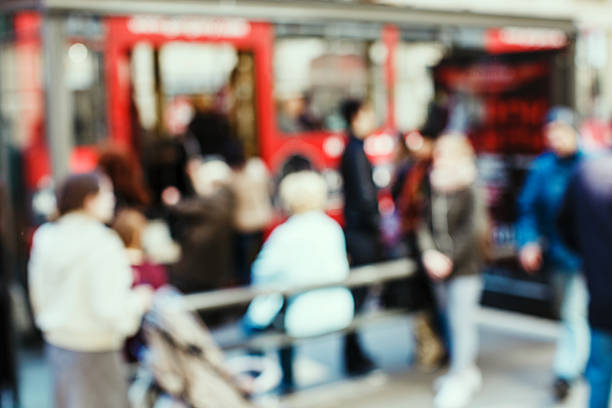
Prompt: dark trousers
<box><xmin>344</xmin><ymin>229</ymin><xmax>381</xmax><ymax>367</ymax></box>
<box><xmin>234</xmin><ymin>231</ymin><xmax>264</xmax><ymax>286</ymax></box>
<box><xmin>243</xmin><ymin>311</ymin><xmax>295</xmax><ymax>388</ymax></box>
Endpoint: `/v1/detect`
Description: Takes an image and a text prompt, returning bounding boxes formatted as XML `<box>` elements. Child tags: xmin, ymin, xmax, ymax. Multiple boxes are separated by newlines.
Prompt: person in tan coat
<box><xmin>228</xmin><ymin>147</ymin><xmax>274</xmax><ymax>286</ymax></box>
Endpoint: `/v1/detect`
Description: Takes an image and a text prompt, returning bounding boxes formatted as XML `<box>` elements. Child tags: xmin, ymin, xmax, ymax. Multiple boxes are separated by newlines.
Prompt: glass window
<box><xmin>394</xmin><ymin>42</ymin><xmax>445</xmax><ymax>132</ymax></box>
<box><xmin>67</xmin><ymin>41</ymin><xmax>108</xmax><ymax>146</ymax></box>
<box><xmin>132</xmin><ymin>42</ymin><xmax>258</xmax><ymax>157</ymax></box>
<box><xmin>274</xmin><ymin>37</ymin><xmax>387</xmax><ymax>134</ymax></box>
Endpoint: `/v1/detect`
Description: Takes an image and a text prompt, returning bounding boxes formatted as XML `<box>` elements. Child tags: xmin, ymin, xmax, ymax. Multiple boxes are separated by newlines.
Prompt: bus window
<box><xmin>274</xmin><ymin>38</ymin><xmax>387</xmax><ymax>134</ymax></box>
<box><xmin>67</xmin><ymin>42</ymin><xmax>107</xmax><ymax>146</ymax></box>
<box><xmin>131</xmin><ymin>43</ymin><xmax>157</xmax><ymax>133</ymax></box>
<box><xmin>394</xmin><ymin>42</ymin><xmax>445</xmax><ymax>132</ymax></box>
<box><xmin>159</xmin><ymin>42</ymin><xmax>257</xmax><ymax>156</ymax></box>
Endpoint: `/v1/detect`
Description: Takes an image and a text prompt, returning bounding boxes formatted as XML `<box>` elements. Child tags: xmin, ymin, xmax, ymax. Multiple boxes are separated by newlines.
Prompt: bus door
<box><xmin>105</xmin><ymin>16</ymin><xmax>274</xmax><ymax>201</ymax></box>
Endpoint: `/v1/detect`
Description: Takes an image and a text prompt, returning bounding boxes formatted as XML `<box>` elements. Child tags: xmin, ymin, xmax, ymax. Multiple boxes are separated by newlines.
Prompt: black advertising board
<box><xmin>435</xmin><ymin>53</ymin><xmax>556</xmax><ymax>316</ymax></box>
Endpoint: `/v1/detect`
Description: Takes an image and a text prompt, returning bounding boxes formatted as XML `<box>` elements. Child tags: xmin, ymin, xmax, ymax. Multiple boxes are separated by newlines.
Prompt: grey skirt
<box><xmin>46</xmin><ymin>343</ymin><xmax>130</xmax><ymax>408</ymax></box>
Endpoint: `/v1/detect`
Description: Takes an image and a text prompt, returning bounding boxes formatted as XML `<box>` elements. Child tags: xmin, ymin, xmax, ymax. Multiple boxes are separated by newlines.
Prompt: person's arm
<box><xmin>27</xmin><ymin>226</ymin><xmax>48</xmax><ymax>320</ymax></box>
<box><xmin>416</xmin><ymin>192</ymin><xmax>453</xmax><ymax>280</ymax></box>
<box><xmin>516</xmin><ymin>161</ymin><xmax>545</xmax><ymax>272</ymax></box>
<box><xmin>416</xmin><ymin>213</ymin><xmax>436</xmax><ymax>255</ymax></box>
<box><xmin>516</xmin><ymin>162</ymin><xmax>543</xmax><ymax>248</ymax></box>
<box><xmin>557</xmin><ymin>173</ymin><xmax>579</xmax><ymax>253</ymax></box>
<box><xmin>250</xmin><ymin>227</ymin><xmax>287</xmax><ymax>287</ymax></box>
<box><xmin>88</xmin><ymin>233</ymin><xmax>152</xmax><ymax>337</ymax></box>
<box><xmin>344</xmin><ymin>149</ymin><xmax>380</xmax><ymax>232</ymax></box>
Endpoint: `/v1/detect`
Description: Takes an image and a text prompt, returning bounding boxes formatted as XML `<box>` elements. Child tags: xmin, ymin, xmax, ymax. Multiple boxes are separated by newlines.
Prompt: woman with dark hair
<box><xmin>97</xmin><ymin>147</ymin><xmax>151</xmax><ymax>212</ymax></box>
<box><xmin>28</xmin><ymin>172</ymin><xmax>153</xmax><ymax>408</ymax></box>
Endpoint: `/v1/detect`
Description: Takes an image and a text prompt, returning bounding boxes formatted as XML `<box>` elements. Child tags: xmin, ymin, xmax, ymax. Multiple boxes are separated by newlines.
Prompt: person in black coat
<box><xmin>0</xmin><ymin>183</ymin><xmax>17</xmax><ymax>404</ymax></box>
<box><xmin>339</xmin><ymin>98</ymin><xmax>380</xmax><ymax>375</ymax></box>
<box><xmin>558</xmin><ymin>152</ymin><xmax>612</xmax><ymax>408</ymax></box>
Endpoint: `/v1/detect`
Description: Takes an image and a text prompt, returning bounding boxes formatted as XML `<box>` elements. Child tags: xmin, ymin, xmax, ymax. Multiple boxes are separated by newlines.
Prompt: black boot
<box><xmin>344</xmin><ymin>332</ymin><xmax>376</xmax><ymax>375</ymax></box>
<box><xmin>277</xmin><ymin>346</ymin><xmax>296</xmax><ymax>395</ymax></box>
<box><xmin>553</xmin><ymin>377</ymin><xmax>570</xmax><ymax>402</ymax></box>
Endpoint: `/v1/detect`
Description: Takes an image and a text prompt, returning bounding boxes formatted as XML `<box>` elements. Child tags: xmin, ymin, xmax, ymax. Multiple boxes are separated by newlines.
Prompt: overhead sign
<box><xmin>127</xmin><ymin>16</ymin><xmax>251</xmax><ymax>39</ymax></box>
<box><xmin>486</xmin><ymin>27</ymin><xmax>567</xmax><ymax>54</ymax></box>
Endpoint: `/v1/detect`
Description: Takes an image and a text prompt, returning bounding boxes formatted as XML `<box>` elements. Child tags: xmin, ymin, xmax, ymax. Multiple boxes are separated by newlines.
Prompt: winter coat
<box><xmin>169</xmin><ymin>186</ymin><xmax>236</xmax><ymax>294</ymax></box>
<box><xmin>244</xmin><ymin>212</ymin><xmax>354</xmax><ymax>337</ymax></box>
<box><xmin>231</xmin><ymin>158</ymin><xmax>273</xmax><ymax>233</ymax></box>
<box><xmin>28</xmin><ymin>213</ymin><xmax>150</xmax><ymax>351</ymax></box>
<box><xmin>558</xmin><ymin>154</ymin><xmax>612</xmax><ymax>332</ymax></box>
<box><xmin>340</xmin><ymin>135</ymin><xmax>381</xmax><ymax>266</ymax></box>
<box><xmin>418</xmin><ymin>182</ymin><xmax>488</xmax><ymax>279</ymax></box>
<box><xmin>517</xmin><ymin>151</ymin><xmax>584</xmax><ymax>271</ymax></box>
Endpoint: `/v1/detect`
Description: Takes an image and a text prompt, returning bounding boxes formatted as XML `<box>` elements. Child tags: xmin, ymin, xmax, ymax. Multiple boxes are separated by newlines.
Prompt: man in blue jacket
<box><xmin>516</xmin><ymin>107</ymin><xmax>589</xmax><ymax>402</ymax></box>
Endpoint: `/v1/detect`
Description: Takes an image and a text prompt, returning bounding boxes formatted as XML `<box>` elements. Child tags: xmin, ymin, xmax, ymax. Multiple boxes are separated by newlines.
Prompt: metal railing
<box><xmin>181</xmin><ymin>258</ymin><xmax>418</xmax><ymax>350</ymax></box>
<box><xmin>183</xmin><ymin>258</ymin><xmax>417</xmax><ymax>312</ymax></box>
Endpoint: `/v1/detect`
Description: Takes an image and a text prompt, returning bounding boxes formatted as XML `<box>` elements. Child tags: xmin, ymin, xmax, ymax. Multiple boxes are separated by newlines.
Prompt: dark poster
<box><xmin>435</xmin><ymin>54</ymin><xmax>555</xmax><ymax>316</ymax></box>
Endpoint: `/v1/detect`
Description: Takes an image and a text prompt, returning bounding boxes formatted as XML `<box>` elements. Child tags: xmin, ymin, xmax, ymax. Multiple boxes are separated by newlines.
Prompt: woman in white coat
<box><xmin>29</xmin><ymin>172</ymin><xmax>153</xmax><ymax>408</ymax></box>
<box><xmin>243</xmin><ymin>171</ymin><xmax>354</xmax><ymax>392</ymax></box>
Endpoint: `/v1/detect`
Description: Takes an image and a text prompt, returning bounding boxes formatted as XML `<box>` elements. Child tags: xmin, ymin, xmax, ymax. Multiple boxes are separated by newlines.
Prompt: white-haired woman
<box><xmin>243</xmin><ymin>171</ymin><xmax>354</xmax><ymax>393</ymax></box>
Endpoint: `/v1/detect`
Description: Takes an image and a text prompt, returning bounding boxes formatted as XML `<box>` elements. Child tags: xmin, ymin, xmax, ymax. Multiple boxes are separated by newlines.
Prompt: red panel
<box><xmin>485</xmin><ymin>28</ymin><xmax>567</xmax><ymax>54</ymax></box>
<box><xmin>15</xmin><ymin>12</ymin><xmax>49</xmax><ymax>188</ymax></box>
<box><xmin>105</xmin><ymin>19</ymin><xmax>133</xmax><ymax>151</ymax></box>
<box><xmin>383</xmin><ymin>25</ymin><xmax>399</xmax><ymax>128</ymax></box>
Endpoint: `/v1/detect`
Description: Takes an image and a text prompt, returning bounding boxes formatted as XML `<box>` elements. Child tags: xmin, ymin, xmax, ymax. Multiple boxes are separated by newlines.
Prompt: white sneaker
<box><xmin>433</xmin><ymin>367</ymin><xmax>482</xmax><ymax>408</ymax></box>
<box><xmin>433</xmin><ymin>372</ymin><xmax>451</xmax><ymax>393</ymax></box>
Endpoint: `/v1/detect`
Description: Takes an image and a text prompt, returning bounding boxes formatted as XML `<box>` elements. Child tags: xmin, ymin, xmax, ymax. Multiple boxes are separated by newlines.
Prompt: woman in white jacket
<box><xmin>29</xmin><ymin>172</ymin><xmax>153</xmax><ymax>408</ymax></box>
<box><xmin>243</xmin><ymin>171</ymin><xmax>354</xmax><ymax>392</ymax></box>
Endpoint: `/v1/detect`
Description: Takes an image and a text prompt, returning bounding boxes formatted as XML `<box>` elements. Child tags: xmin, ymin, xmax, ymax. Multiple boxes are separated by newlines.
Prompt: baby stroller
<box><xmin>133</xmin><ymin>287</ymin><xmax>266</xmax><ymax>408</ymax></box>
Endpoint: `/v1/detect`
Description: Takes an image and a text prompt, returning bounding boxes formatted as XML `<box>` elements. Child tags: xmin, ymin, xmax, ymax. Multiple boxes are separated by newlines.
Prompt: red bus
<box><xmin>0</xmin><ymin>3</ymin><xmax>576</xmax><ymax>317</ymax></box>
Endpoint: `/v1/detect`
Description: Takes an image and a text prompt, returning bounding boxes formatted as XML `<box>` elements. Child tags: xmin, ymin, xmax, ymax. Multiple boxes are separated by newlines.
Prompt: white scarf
<box><xmin>430</xmin><ymin>160</ymin><xmax>477</xmax><ymax>193</ymax></box>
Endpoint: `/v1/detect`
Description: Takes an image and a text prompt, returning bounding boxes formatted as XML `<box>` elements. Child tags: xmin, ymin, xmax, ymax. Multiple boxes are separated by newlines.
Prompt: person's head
<box><xmin>282</xmin><ymin>96</ymin><xmax>306</xmax><ymax>118</ymax></box>
<box><xmin>189</xmin><ymin>158</ymin><xmax>232</xmax><ymax>197</ymax></box>
<box><xmin>279</xmin><ymin>171</ymin><xmax>328</xmax><ymax>215</ymax></box>
<box><xmin>545</xmin><ymin>107</ymin><xmax>579</xmax><ymax>158</ymax></box>
<box><xmin>97</xmin><ymin>147</ymin><xmax>150</xmax><ymax>208</ymax></box>
<box><xmin>401</xmin><ymin>131</ymin><xmax>435</xmax><ymax>161</ymax></box>
<box><xmin>432</xmin><ymin>132</ymin><xmax>476</xmax><ymax>171</ymax></box>
<box><xmin>340</xmin><ymin>98</ymin><xmax>377</xmax><ymax>139</ymax></box>
<box><xmin>397</xmin><ymin>102</ymin><xmax>448</xmax><ymax>162</ymax></box>
<box><xmin>56</xmin><ymin>172</ymin><xmax>115</xmax><ymax>223</ymax></box>
<box><xmin>112</xmin><ymin>209</ymin><xmax>147</xmax><ymax>250</ymax></box>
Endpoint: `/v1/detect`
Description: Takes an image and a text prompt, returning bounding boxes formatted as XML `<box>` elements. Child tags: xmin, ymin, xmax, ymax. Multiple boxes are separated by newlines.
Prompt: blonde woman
<box><xmin>417</xmin><ymin>134</ymin><xmax>488</xmax><ymax>408</ymax></box>
<box><xmin>244</xmin><ymin>171</ymin><xmax>354</xmax><ymax>393</ymax></box>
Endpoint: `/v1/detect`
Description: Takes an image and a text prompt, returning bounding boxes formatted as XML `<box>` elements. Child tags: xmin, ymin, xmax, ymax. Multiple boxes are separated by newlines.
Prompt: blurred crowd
<box><xmin>22</xmin><ymin>95</ymin><xmax>612</xmax><ymax>408</ymax></box>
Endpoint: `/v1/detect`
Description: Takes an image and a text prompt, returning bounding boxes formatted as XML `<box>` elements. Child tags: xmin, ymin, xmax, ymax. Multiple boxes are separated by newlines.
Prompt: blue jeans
<box><xmin>551</xmin><ymin>271</ymin><xmax>590</xmax><ymax>381</ymax></box>
<box><xmin>434</xmin><ymin>275</ymin><xmax>482</xmax><ymax>373</ymax></box>
<box><xmin>587</xmin><ymin>329</ymin><xmax>612</xmax><ymax>408</ymax></box>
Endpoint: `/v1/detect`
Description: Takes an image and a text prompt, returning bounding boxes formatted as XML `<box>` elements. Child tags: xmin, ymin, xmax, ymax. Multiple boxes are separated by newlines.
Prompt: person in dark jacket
<box><xmin>516</xmin><ymin>107</ymin><xmax>589</xmax><ymax>402</ymax></box>
<box><xmin>418</xmin><ymin>133</ymin><xmax>488</xmax><ymax>408</ymax></box>
<box><xmin>0</xmin><ymin>184</ymin><xmax>17</xmax><ymax>404</ymax></box>
<box><xmin>339</xmin><ymin>98</ymin><xmax>380</xmax><ymax>375</ymax></box>
<box><xmin>167</xmin><ymin>159</ymin><xmax>236</xmax><ymax>296</ymax></box>
<box><xmin>558</xmin><ymin>152</ymin><xmax>612</xmax><ymax>408</ymax></box>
